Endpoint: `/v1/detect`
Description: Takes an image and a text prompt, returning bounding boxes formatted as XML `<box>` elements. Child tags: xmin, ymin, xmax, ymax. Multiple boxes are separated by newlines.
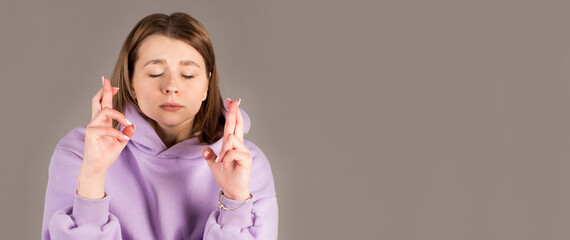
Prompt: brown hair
<box><xmin>110</xmin><ymin>12</ymin><xmax>225</xmax><ymax>145</ymax></box>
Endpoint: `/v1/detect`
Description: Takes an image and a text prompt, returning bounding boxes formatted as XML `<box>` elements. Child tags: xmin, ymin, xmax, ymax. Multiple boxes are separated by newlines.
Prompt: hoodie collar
<box><xmin>119</xmin><ymin>101</ymin><xmax>251</xmax><ymax>159</ymax></box>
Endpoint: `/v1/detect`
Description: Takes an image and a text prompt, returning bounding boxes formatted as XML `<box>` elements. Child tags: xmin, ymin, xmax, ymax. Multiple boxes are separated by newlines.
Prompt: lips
<box><xmin>160</xmin><ymin>102</ymin><xmax>184</xmax><ymax>111</ymax></box>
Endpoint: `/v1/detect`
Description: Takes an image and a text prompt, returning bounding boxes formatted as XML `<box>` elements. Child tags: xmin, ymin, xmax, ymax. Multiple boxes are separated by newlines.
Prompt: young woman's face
<box><xmin>131</xmin><ymin>34</ymin><xmax>209</xmax><ymax>130</ymax></box>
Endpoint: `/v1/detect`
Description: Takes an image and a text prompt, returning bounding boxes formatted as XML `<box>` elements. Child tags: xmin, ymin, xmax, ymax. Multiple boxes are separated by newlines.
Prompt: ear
<box><xmin>130</xmin><ymin>84</ymin><xmax>137</xmax><ymax>100</ymax></box>
<box><xmin>202</xmin><ymin>88</ymin><xmax>208</xmax><ymax>101</ymax></box>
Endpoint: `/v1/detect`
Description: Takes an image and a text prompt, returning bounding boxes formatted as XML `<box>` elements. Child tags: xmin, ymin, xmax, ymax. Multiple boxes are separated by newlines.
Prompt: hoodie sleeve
<box><xmin>203</xmin><ymin>141</ymin><xmax>279</xmax><ymax>239</ymax></box>
<box><xmin>42</xmin><ymin>129</ymin><xmax>122</xmax><ymax>240</ymax></box>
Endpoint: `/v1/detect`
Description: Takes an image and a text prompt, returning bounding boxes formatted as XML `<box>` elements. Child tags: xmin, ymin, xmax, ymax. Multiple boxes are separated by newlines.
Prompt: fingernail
<box><xmin>126</xmin><ymin>118</ymin><xmax>132</xmax><ymax>125</ymax></box>
<box><xmin>215</xmin><ymin>156</ymin><xmax>219</xmax><ymax>163</ymax></box>
<box><xmin>204</xmin><ymin>150</ymin><xmax>210</xmax><ymax>158</ymax></box>
<box><xmin>123</xmin><ymin>134</ymin><xmax>130</xmax><ymax>140</ymax></box>
<box><xmin>226</xmin><ymin>97</ymin><xmax>231</xmax><ymax>102</ymax></box>
<box><xmin>112</xmin><ymin>87</ymin><xmax>119</xmax><ymax>91</ymax></box>
<box><xmin>102</xmin><ymin>76</ymin><xmax>105</xmax><ymax>86</ymax></box>
<box><xmin>237</xmin><ymin>98</ymin><xmax>241</xmax><ymax>106</ymax></box>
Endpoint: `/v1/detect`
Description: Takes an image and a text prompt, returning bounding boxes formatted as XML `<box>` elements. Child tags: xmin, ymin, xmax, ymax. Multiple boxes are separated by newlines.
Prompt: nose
<box><xmin>165</xmin><ymin>87</ymin><xmax>179</xmax><ymax>94</ymax></box>
<box><xmin>161</xmin><ymin>73</ymin><xmax>180</xmax><ymax>94</ymax></box>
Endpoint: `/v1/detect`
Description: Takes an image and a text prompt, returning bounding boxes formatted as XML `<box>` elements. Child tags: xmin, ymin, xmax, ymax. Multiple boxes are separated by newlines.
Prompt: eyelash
<box><xmin>149</xmin><ymin>73</ymin><xmax>194</xmax><ymax>79</ymax></box>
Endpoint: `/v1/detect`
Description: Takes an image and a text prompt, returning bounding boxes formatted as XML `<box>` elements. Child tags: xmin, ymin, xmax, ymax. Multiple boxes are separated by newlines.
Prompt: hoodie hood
<box><xmin>119</xmin><ymin>101</ymin><xmax>251</xmax><ymax>160</ymax></box>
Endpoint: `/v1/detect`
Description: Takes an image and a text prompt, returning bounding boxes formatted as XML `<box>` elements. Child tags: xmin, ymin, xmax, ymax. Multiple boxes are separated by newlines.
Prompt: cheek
<box><xmin>185</xmin><ymin>80</ymin><xmax>208</xmax><ymax>96</ymax></box>
<box><xmin>133</xmin><ymin>78</ymin><xmax>157</xmax><ymax>94</ymax></box>
<box><xmin>186</xmin><ymin>89</ymin><xmax>205</xmax><ymax>101</ymax></box>
<box><xmin>132</xmin><ymin>85</ymin><xmax>157</xmax><ymax>108</ymax></box>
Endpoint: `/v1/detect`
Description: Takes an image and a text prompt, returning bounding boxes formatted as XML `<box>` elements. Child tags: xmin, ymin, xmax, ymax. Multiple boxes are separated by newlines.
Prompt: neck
<box><xmin>149</xmin><ymin>119</ymin><xmax>194</xmax><ymax>148</ymax></box>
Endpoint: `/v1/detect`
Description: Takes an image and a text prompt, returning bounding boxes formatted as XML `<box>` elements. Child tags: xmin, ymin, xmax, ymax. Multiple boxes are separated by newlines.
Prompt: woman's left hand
<box><xmin>202</xmin><ymin>98</ymin><xmax>252</xmax><ymax>200</ymax></box>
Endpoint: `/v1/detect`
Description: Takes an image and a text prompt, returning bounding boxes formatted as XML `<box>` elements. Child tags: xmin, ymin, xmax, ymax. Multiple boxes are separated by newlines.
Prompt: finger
<box><xmin>217</xmin><ymin>134</ymin><xmax>249</xmax><ymax>163</ymax></box>
<box><xmin>223</xmin><ymin>98</ymin><xmax>233</xmax><ymax>138</ymax></box>
<box><xmin>223</xmin><ymin>99</ymin><xmax>239</xmax><ymax>138</ymax></box>
<box><xmin>91</xmin><ymin>87</ymin><xmax>105</xmax><ymax>120</ymax></box>
<box><xmin>216</xmin><ymin>134</ymin><xmax>231</xmax><ymax>163</ymax></box>
<box><xmin>122</xmin><ymin>124</ymin><xmax>135</xmax><ymax>139</ymax></box>
<box><xmin>217</xmin><ymin>133</ymin><xmax>238</xmax><ymax>163</ymax></box>
<box><xmin>88</xmin><ymin>107</ymin><xmax>132</xmax><ymax>128</ymax></box>
<box><xmin>226</xmin><ymin>97</ymin><xmax>232</xmax><ymax>109</ymax></box>
<box><xmin>85</xmin><ymin>126</ymin><xmax>131</xmax><ymax>142</ymax></box>
<box><xmin>202</xmin><ymin>147</ymin><xmax>218</xmax><ymax>166</ymax></box>
<box><xmin>221</xmin><ymin>149</ymin><xmax>251</xmax><ymax>170</ymax></box>
<box><xmin>235</xmin><ymin>99</ymin><xmax>244</xmax><ymax>141</ymax></box>
<box><xmin>90</xmin><ymin>87</ymin><xmax>118</xmax><ymax>121</ymax></box>
<box><xmin>101</xmin><ymin>76</ymin><xmax>113</xmax><ymax>110</ymax></box>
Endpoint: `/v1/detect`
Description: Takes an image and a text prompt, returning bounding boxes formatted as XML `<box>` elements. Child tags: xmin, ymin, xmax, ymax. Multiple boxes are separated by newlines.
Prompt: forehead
<box><xmin>136</xmin><ymin>34</ymin><xmax>205</xmax><ymax>68</ymax></box>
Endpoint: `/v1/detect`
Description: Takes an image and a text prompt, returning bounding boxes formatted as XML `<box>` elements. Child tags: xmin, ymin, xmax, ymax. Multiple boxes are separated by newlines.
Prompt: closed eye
<box><xmin>149</xmin><ymin>73</ymin><xmax>193</xmax><ymax>79</ymax></box>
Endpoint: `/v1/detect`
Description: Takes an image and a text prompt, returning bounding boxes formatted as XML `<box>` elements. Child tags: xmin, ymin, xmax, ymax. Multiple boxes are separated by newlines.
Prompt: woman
<box><xmin>42</xmin><ymin>12</ymin><xmax>278</xmax><ymax>239</ymax></box>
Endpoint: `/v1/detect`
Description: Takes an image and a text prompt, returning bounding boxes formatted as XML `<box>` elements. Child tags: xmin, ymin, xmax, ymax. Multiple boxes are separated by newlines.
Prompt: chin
<box><xmin>156</xmin><ymin>117</ymin><xmax>186</xmax><ymax>127</ymax></box>
<box><xmin>144</xmin><ymin>107</ymin><xmax>195</xmax><ymax>127</ymax></box>
<box><xmin>158</xmin><ymin>114</ymin><xmax>195</xmax><ymax>126</ymax></box>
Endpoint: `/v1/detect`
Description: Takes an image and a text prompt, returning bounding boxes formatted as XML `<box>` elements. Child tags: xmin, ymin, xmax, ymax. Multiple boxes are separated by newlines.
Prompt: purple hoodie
<box><xmin>42</xmin><ymin>101</ymin><xmax>278</xmax><ymax>239</ymax></box>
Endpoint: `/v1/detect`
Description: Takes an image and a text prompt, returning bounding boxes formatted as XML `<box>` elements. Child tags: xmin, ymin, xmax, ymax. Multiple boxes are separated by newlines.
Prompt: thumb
<box><xmin>120</xmin><ymin>124</ymin><xmax>135</xmax><ymax>146</ymax></box>
<box><xmin>202</xmin><ymin>147</ymin><xmax>217</xmax><ymax>166</ymax></box>
<box><xmin>122</xmin><ymin>124</ymin><xmax>135</xmax><ymax>137</ymax></box>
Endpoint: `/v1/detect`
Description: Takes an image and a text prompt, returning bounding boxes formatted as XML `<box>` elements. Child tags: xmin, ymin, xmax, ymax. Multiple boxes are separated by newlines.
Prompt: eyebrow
<box><xmin>143</xmin><ymin>59</ymin><xmax>200</xmax><ymax>68</ymax></box>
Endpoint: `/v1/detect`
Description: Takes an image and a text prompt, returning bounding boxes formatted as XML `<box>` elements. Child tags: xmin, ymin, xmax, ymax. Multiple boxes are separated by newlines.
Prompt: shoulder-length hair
<box><xmin>111</xmin><ymin>12</ymin><xmax>225</xmax><ymax>145</ymax></box>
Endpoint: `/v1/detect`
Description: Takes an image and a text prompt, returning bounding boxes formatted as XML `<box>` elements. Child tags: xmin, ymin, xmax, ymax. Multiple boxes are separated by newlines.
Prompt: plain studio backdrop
<box><xmin>3</xmin><ymin>0</ymin><xmax>570</xmax><ymax>239</ymax></box>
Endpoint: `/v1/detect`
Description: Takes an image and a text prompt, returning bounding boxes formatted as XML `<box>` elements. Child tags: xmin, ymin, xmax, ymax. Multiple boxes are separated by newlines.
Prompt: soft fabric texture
<box><xmin>42</xmin><ymin>101</ymin><xmax>278</xmax><ymax>239</ymax></box>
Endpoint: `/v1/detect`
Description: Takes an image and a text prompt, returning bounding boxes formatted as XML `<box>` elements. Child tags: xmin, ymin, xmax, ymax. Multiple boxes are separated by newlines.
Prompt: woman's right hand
<box><xmin>77</xmin><ymin>76</ymin><xmax>135</xmax><ymax>199</ymax></box>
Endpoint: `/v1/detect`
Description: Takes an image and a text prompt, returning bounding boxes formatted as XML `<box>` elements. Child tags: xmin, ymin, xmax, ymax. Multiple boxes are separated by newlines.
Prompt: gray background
<box><xmin>2</xmin><ymin>0</ymin><xmax>570</xmax><ymax>239</ymax></box>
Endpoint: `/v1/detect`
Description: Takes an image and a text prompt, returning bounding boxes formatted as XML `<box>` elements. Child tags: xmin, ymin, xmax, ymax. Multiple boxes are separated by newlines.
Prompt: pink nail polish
<box><xmin>112</xmin><ymin>87</ymin><xmax>120</xmax><ymax>91</ymax></box>
<box><xmin>101</xmin><ymin>76</ymin><xmax>105</xmax><ymax>86</ymax></box>
<box><xmin>238</xmin><ymin>98</ymin><xmax>241</xmax><ymax>106</ymax></box>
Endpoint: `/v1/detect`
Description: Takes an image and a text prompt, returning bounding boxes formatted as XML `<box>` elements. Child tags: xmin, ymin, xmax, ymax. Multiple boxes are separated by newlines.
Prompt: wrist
<box><xmin>218</xmin><ymin>190</ymin><xmax>253</xmax><ymax>211</ymax></box>
<box><xmin>77</xmin><ymin>168</ymin><xmax>106</xmax><ymax>200</ymax></box>
<box><xmin>79</xmin><ymin>161</ymin><xmax>107</xmax><ymax>176</ymax></box>
<box><xmin>222</xmin><ymin>189</ymin><xmax>251</xmax><ymax>200</ymax></box>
